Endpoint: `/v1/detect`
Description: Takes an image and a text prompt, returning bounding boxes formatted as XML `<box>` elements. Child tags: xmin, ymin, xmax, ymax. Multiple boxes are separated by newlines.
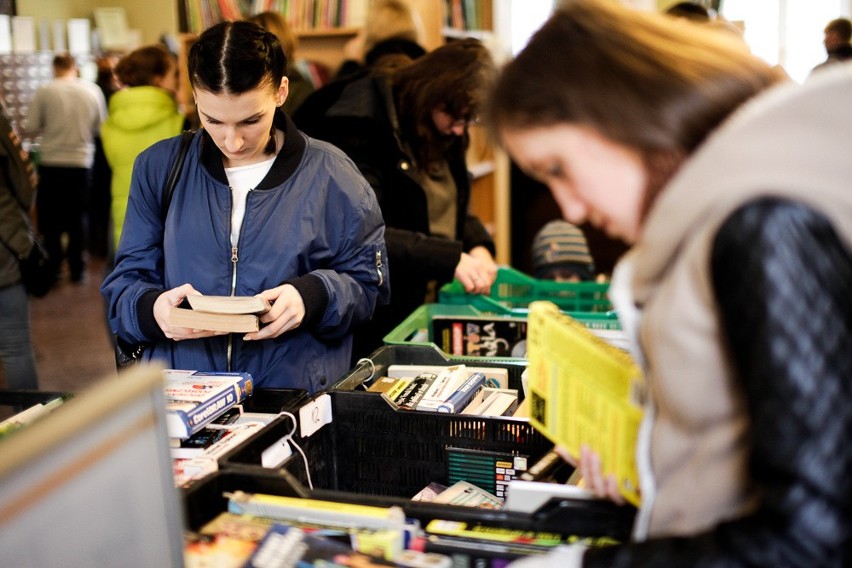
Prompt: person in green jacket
<box><xmin>100</xmin><ymin>44</ymin><xmax>185</xmax><ymax>257</ymax></box>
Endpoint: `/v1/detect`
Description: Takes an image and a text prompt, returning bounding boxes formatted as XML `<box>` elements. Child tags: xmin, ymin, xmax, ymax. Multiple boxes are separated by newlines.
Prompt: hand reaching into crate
<box><xmin>455</xmin><ymin>246</ymin><xmax>498</xmax><ymax>294</ymax></box>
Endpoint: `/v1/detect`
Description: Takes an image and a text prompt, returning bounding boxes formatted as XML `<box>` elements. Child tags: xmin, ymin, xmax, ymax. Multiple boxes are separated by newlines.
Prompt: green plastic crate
<box><xmin>384</xmin><ymin>303</ymin><xmax>620</xmax><ymax>362</ymax></box>
<box><xmin>439</xmin><ymin>266</ymin><xmax>612</xmax><ymax>313</ymax></box>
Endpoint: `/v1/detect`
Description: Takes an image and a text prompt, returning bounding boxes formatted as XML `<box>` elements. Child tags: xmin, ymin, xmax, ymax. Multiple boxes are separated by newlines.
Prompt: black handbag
<box><xmin>115</xmin><ymin>130</ymin><xmax>194</xmax><ymax>369</ymax></box>
<box><xmin>0</xmin><ymin>231</ymin><xmax>52</xmax><ymax>297</ymax></box>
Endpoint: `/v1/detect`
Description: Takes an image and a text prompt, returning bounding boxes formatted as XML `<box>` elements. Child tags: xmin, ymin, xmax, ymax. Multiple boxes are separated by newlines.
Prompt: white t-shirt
<box><xmin>224</xmin><ymin>156</ymin><xmax>276</xmax><ymax>246</ymax></box>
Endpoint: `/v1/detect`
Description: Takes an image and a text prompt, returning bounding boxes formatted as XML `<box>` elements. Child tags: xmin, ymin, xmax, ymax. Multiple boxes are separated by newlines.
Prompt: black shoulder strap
<box><xmin>161</xmin><ymin>130</ymin><xmax>195</xmax><ymax>220</ymax></box>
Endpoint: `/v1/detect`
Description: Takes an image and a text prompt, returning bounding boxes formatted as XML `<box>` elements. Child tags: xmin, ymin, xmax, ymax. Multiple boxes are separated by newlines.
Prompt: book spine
<box><xmin>383</xmin><ymin>378</ymin><xmax>412</xmax><ymax>402</ymax></box>
<box><xmin>185</xmin><ymin>386</ymin><xmax>238</xmax><ymax>430</ymax></box>
<box><xmin>415</xmin><ymin>366</ymin><xmax>467</xmax><ymax>411</ymax></box>
<box><xmin>393</xmin><ymin>374</ymin><xmax>436</xmax><ymax>409</ymax></box>
<box><xmin>166</xmin><ymin>391</ymin><xmax>230</xmax><ymax>439</ymax></box>
<box><xmin>227</xmin><ymin>491</ymin><xmax>406</xmax><ymax>531</ymax></box>
<box><xmin>425</xmin><ymin>519</ymin><xmax>562</xmax><ymax>546</ymax></box>
<box><xmin>438</xmin><ymin>372</ymin><xmax>486</xmax><ymax>413</ymax></box>
<box><xmin>167</xmin><ymin>376</ymin><xmax>252</xmax><ymax>439</ymax></box>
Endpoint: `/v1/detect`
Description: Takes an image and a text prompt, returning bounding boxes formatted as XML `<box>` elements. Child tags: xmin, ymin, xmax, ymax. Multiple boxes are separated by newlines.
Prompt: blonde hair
<box><xmin>247</xmin><ymin>11</ymin><xmax>298</xmax><ymax>60</ymax></box>
<box><xmin>363</xmin><ymin>0</ymin><xmax>423</xmax><ymax>55</ymax></box>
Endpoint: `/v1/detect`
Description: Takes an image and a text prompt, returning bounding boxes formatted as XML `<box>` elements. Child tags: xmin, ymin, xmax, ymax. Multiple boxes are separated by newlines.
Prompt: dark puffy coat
<box><xmin>296</xmin><ymin>74</ymin><xmax>494</xmax><ymax>358</ymax></box>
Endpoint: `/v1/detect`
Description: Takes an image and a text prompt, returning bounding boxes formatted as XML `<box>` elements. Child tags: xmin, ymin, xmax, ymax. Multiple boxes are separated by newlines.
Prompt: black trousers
<box><xmin>36</xmin><ymin>165</ymin><xmax>90</xmax><ymax>281</ymax></box>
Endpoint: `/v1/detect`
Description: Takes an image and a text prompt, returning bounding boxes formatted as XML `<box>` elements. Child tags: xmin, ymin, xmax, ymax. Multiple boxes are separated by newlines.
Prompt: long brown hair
<box><xmin>392</xmin><ymin>38</ymin><xmax>494</xmax><ymax>169</ymax></box>
<box><xmin>488</xmin><ymin>0</ymin><xmax>783</xmax><ymax>209</ymax></box>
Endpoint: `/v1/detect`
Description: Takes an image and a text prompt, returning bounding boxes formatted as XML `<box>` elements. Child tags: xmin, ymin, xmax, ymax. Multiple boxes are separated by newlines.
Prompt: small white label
<box><xmin>298</xmin><ymin>393</ymin><xmax>333</xmax><ymax>438</ymax></box>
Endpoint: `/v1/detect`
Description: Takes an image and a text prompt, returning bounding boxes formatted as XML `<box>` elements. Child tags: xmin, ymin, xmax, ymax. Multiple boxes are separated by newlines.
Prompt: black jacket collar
<box><xmin>200</xmin><ymin>110</ymin><xmax>306</xmax><ymax>190</ymax></box>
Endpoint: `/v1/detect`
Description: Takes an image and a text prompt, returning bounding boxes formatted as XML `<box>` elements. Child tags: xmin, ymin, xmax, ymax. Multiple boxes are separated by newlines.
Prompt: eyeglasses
<box><xmin>450</xmin><ymin>113</ymin><xmax>480</xmax><ymax>128</ymax></box>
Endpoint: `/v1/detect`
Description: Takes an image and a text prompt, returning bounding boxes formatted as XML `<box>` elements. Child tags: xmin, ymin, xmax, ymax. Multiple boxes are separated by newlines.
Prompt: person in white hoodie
<box><xmin>489</xmin><ymin>1</ymin><xmax>852</xmax><ymax>566</ymax></box>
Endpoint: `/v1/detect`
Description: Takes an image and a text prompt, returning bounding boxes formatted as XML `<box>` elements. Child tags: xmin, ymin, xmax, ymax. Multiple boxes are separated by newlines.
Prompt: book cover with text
<box><xmin>164</xmin><ymin>371</ymin><xmax>253</xmax><ymax>439</ymax></box>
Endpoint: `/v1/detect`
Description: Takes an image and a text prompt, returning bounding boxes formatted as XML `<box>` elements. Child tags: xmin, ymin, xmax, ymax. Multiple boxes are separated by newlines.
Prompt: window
<box><xmin>722</xmin><ymin>0</ymin><xmax>851</xmax><ymax>82</ymax></box>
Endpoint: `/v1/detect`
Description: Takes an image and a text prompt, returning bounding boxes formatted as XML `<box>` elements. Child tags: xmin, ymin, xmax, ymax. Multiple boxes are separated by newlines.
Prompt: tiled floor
<box><xmin>2</xmin><ymin>257</ymin><xmax>117</xmax><ymax>395</ymax></box>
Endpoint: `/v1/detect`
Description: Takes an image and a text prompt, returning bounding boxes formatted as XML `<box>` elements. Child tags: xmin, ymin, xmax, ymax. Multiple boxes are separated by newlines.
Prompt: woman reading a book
<box><xmin>489</xmin><ymin>1</ymin><xmax>852</xmax><ymax>566</ymax></box>
<box><xmin>101</xmin><ymin>21</ymin><xmax>389</xmax><ymax>393</ymax></box>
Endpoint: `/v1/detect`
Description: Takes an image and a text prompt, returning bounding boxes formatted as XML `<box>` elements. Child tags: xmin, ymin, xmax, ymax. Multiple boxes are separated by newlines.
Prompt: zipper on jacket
<box><xmin>226</xmin><ymin>243</ymin><xmax>238</xmax><ymax>371</ymax></box>
<box><xmin>226</xmin><ymin>185</ymin><xmax>240</xmax><ymax>372</ymax></box>
<box><xmin>375</xmin><ymin>250</ymin><xmax>383</xmax><ymax>286</ymax></box>
<box><xmin>226</xmin><ymin>185</ymin><xmax>252</xmax><ymax>372</ymax></box>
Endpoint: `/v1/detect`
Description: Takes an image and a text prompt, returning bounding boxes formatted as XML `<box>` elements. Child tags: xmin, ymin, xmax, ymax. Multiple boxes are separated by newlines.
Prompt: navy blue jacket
<box><xmin>101</xmin><ymin>113</ymin><xmax>389</xmax><ymax>392</ymax></box>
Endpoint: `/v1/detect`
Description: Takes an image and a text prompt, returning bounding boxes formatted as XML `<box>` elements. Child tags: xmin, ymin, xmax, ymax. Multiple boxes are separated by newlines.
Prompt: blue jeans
<box><xmin>0</xmin><ymin>283</ymin><xmax>38</xmax><ymax>389</ymax></box>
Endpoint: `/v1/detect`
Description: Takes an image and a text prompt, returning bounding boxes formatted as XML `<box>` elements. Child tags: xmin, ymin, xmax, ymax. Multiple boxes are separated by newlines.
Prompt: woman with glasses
<box><xmin>301</xmin><ymin>38</ymin><xmax>499</xmax><ymax>362</ymax></box>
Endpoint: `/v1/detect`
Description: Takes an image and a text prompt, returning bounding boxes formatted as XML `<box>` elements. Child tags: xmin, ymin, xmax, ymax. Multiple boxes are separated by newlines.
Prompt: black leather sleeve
<box><xmin>584</xmin><ymin>197</ymin><xmax>852</xmax><ymax>567</ymax></box>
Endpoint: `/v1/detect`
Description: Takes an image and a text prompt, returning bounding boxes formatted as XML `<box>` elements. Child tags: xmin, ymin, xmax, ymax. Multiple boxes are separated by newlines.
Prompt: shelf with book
<box><xmin>442</xmin><ymin>0</ymin><xmax>493</xmax><ymax>36</ymax></box>
<box><xmin>177</xmin><ymin>0</ymin><xmax>369</xmax><ymax>35</ymax></box>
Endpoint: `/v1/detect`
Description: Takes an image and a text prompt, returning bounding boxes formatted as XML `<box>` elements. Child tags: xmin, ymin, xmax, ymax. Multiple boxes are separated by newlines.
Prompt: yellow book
<box><xmin>526</xmin><ymin>301</ymin><xmax>643</xmax><ymax>506</ymax></box>
<box><xmin>226</xmin><ymin>491</ymin><xmax>406</xmax><ymax>531</ymax></box>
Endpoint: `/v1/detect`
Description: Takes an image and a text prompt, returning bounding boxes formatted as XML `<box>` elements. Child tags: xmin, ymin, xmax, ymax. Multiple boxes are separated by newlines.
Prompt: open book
<box><xmin>170</xmin><ymin>295</ymin><xmax>271</xmax><ymax>333</ymax></box>
<box><xmin>526</xmin><ymin>301</ymin><xmax>643</xmax><ymax>506</ymax></box>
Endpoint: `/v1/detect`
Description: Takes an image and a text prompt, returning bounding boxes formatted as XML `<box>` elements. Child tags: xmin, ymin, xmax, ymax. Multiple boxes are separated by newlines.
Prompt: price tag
<box><xmin>298</xmin><ymin>393</ymin><xmax>332</xmax><ymax>438</ymax></box>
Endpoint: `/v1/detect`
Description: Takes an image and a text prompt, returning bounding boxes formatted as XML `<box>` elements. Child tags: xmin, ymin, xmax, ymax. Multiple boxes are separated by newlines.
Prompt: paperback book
<box><xmin>460</xmin><ymin>387</ymin><xmax>519</xmax><ymax>417</ymax></box>
<box><xmin>414</xmin><ymin>365</ymin><xmax>469</xmax><ymax>411</ymax></box>
<box><xmin>526</xmin><ymin>301</ymin><xmax>643</xmax><ymax>506</ymax></box>
<box><xmin>227</xmin><ymin>491</ymin><xmax>408</xmax><ymax>535</ymax></box>
<box><xmin>163</xmin><ymin>370</ymin><xmax>254</xmax><ymax>439</ymax></box>
<box><xmin>432</xmin><ymin>315</ymin><xmax>528</xmax><ymax>357</ymax></box>
<box><xmin>390</xmin><ymin>372</ymin><xmax>437</xmax><ymax>410</ymax></box>
<box><xmin>169</xmin><ymin>420</ymin><xmax>264</xmax><ymax>459</ymax></box>
<box><xmin>437</xmin><ymin>372</ymin><xmax>489</xmax><ymax>413</ymax></box>
<box><xmin>429</xmin><ymin>480</ymin><xmax>503</xmax><ymax>509</ymax></box>
<box><xmin>387</xmin><ymin>364</ymin><xmax>509</xmax><ymax>389</ymax></box>
<box><xmin>170</xmin><ymin>294</ymin><xmax>271</xmax><ymax>333</ymax></box>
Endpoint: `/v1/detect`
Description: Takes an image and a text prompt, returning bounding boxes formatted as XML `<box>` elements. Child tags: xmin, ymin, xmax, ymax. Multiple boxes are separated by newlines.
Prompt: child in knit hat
<box><xmin>531</xmin><ymin>220</ymin><xmax>596</xmax><ymax>281</ymax></box>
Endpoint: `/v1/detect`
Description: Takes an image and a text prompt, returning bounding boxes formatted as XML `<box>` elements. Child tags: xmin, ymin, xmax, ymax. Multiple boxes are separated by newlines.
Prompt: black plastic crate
<box><xmin>241</xmin><ymin>388</ymin><xmax>308</xmax><ymax>414</ymax></box>
<box><xmin>222</xmin><ymin>345</ymin><xmax>539</xmax><ymax>496</ymax></box>
<box><xmin>214</xmin><ymin>346</ymin><xmax>636</xmax><ymax>539</ymax></box>
<box><xmin>181</xmin><ymin>468</ymin><xmax>307</xmax><ymax>531</ymax></box>
<box><xmin>186</xmin><ymin>468</ymin><xmax>635</xmax><ymax>541</ymax></box>
<box><xmin>0</xmin><ymin>389</ymin><xmax>73</xmax><ymax>422</ymax></box>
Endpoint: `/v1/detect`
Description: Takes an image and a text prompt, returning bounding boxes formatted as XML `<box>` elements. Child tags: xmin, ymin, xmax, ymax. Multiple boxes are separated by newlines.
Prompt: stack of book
<box><xmin>366</xmin><ymin>364</ymin><xmax>521</xmax><ymax>417</ymax></box>
<box><xmin>163</xmin><ymin>370</ymin><xmax>272</xmax><ymax>487</ymax></box>
<box><xmin>169</xmin><ymin>295</ymin><xmax>271</xmax><ymax>334</ymax></box>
